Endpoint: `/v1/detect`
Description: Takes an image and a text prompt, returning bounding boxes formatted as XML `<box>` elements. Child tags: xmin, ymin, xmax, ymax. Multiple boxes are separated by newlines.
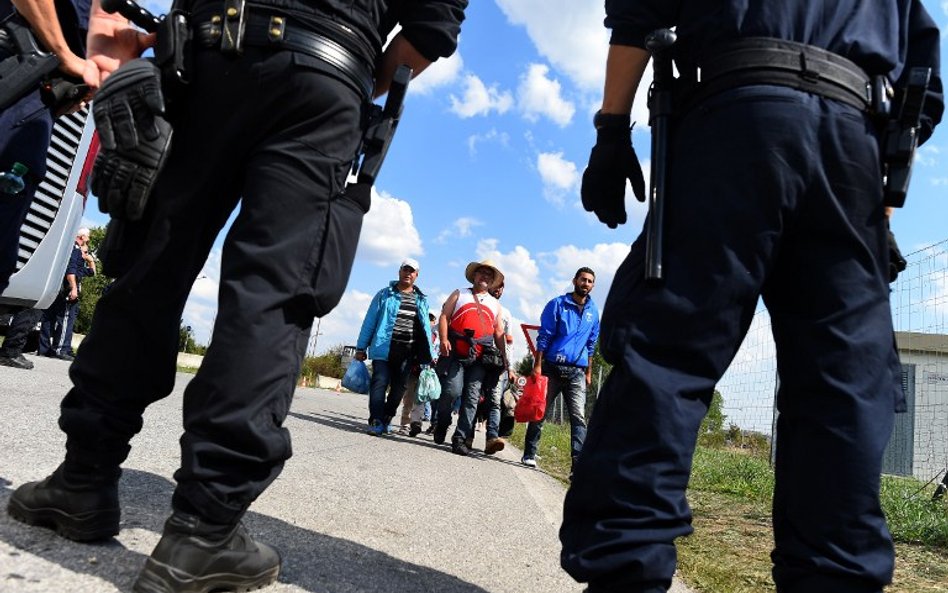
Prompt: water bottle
<box><xmin>0</xmin><ymin>162</ymin><xmax>28</xmax><ymax>195</ymax></box>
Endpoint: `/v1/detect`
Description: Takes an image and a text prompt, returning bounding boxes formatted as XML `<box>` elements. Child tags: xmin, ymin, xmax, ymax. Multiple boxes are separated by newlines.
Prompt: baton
<box><xmin>644</xmin><ymin>28</ymin><xmax>676</xmax><ymax>282</ymax></box>
<box><xmin>100</xmin><ymin>0</ymin><xmax>161</xmax><ymax>32</ymax></box>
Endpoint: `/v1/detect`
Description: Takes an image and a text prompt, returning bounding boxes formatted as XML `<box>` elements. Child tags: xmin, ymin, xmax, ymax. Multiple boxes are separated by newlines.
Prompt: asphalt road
<box><xmin>0</xmin><ymin>355</ymin><xmax>694</xmax><ymax>593</ymax></box>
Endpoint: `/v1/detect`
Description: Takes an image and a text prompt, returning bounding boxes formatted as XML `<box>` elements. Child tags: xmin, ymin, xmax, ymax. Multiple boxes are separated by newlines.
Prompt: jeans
<box><xmin>485</xmin><ymin>370</ymin><xmax>507</xmax><ymax>439</ymax></box>
<box><xmin>368</xmin><ymin>342</ymin><xmax>412</xmax><ymax>423</ymax></box>
<box><xmin>523</xmin><ymin>362</ymin><xmax>587</xmax><ymax>459</ymax></box>
<box><xmin>435</xmin><ymin>355</ymin><xmax>487</xmax><ymax>444</ymax></box>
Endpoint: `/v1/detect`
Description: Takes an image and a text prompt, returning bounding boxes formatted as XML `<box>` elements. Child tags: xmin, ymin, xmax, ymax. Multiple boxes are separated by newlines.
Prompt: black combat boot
<box><xmin>133</xmin><ymin>511</ymin><xmax>281</xmax><ymax>593</ymax></box>
<box><xmin>7</xmin><ymin>464</ymin><xmax>120</xmax><ymax>542</ymax></box>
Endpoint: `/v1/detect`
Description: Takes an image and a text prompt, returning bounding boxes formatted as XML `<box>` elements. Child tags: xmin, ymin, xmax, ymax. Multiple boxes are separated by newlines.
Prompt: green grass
<box><xmin>510</xmin><ymin>420</ymin><xmax>948</xmax><ymax>592</ymax></box>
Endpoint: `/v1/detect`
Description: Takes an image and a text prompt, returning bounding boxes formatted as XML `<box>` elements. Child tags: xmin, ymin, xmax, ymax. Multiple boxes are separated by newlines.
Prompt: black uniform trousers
<box><xmin>0</xmin><ymin>89</ymin><xmax>52</xmax><ymax>295</ymax></box>
<box><xmin>58</xmin><ymin>46</ymin><xmax>367</xmax><ymax>525</ymax></box>
<box><xmin>561</xmin><ymin>85</ymin><xmax>900</xmax><ymax>593</ymax></box>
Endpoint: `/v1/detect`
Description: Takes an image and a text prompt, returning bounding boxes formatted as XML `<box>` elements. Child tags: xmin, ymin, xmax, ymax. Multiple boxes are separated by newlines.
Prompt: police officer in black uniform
<box><xmin>564</xmin><ymin>2</ymin><xmax>942</xmax><ymax>593</ymax></box>
<box><xmin>5</xmin><ymin>0</ymin><xmax>466</xmax><ymax>591</ymax></box>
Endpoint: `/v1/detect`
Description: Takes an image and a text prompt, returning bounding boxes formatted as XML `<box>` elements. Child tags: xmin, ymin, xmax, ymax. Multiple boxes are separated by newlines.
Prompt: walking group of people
<box><xmin>354</xmin><ymin>257</ymin><xmax>601</xmax><ymax>474</ymax></box>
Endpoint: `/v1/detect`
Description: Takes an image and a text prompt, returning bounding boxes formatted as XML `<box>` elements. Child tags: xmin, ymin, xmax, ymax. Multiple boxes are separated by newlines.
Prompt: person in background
<box><xmin>398</xmin><ymin>310</ymin><xmax>438</xmax><ymax>436</ymax></box>
<box><xmin>521</xmin><ymin>267</ymin><xmax>599</xmax><ymax>472</ymax></box>
<box><xmin>39</xmin><ymin>227</ymin><xmax>93</xmax><ymax>360</ymax></box>
<box><xmin>356</xmin><ymin>258</ymin><xmax>436</xmax><ymax>435</ymax></box>
<box><xmin>433</xmin><ymin>259</ymin><xmax>505</xmax><ymax>456</ymax></box>
<box><xmin>481</xmin><ymin>280</ymin><xmax>514</xmax><ymax>455</ymax></box>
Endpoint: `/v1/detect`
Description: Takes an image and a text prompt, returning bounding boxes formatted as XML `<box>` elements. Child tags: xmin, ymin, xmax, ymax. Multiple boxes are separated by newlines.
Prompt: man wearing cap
<box><xmin>355</xmin><ymin>258</ymin><xmax>437</xmax><ymax>435</ymax></box>
<box><xmin>433</xmin><ymin>259</ymin><xmax>506</xmax><ymax>456</ymax></box>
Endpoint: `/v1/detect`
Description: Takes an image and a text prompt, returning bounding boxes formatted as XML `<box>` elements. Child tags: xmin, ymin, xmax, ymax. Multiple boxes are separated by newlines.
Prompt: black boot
<box><xmin>133</xmin><ymin>511</ymin><xmax>281</xmax><ymax>593</ymax></box>
<box><xmin>433</xmin><ymin>422</ymin><xmax>449</xmax><ymax>445</ymax></box>
<box><xmin>7</xmin><ymin>465</ymin><xmax>120</xmax><ymax>542</ymax></box>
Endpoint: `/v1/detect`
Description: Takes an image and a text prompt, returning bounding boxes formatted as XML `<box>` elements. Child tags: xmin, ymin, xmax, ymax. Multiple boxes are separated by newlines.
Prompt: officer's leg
<box><xmin>171</xmin><ymin>53</ymin><xmax>365</xmax><ymax>526</ymax></box>
<box><xmin>0</xmin><ymin>90</ymin><xmax>52</xmax><ymax>294</ymax></box>
<box><xmin>765</xmin><ymin>97</ymin><xmax>895</xmax><ymax>593</ymax></box>
<box><xmin>0</xmin><ymin>308</ymin><xmax>42</xmax><ymax>366</ymax></box>
<box><xmin>561</xmin><ymin>86</ymin><xmax>811</xmax><ymax>591</ymax></box>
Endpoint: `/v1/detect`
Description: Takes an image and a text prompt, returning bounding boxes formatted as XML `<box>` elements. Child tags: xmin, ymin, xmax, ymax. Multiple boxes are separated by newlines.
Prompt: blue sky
<box><xmin>83</xmin><ymin>0</ymin><xmax>948</xmax><ymax>366</ymax></box>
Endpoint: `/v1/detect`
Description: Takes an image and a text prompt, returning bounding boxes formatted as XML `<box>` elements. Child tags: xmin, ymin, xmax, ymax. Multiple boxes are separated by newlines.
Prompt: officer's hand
<box><xmin>91</xmin><ymin>59</ymin><xmax>173</xmax><ymax>221</ymax></box>
<box><xmin>887</xmin><ymin>226</ymin><xmax>907</xmax><ymax>283</ymax></box>
<box><xmin>581</xmin><ymin>126</ymin><xmax>646</xmax><ymax>229</ymax></box>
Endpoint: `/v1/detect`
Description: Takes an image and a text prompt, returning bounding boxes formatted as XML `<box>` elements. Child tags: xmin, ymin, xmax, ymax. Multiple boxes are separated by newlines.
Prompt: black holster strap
<box><xmin>687</xmin><ymin>37</ymin><xmax>872</xmax><ymax>112</ymax></box>
<box><xmin>243</xmin><ymin>12</ymin><xmax>373</xmax><ymax>99</ymax></box>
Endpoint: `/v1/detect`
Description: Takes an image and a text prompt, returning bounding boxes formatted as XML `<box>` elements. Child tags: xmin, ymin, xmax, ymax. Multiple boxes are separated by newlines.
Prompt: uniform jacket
<box><xmin>536</xmin><ymin>293</ymin><xmax>600</xmax><ymax>369</ymax></box>
<box><xmin>356</xmin><ymin>281</ymin><xmax>437</xmax><ymax>362</ymax></box>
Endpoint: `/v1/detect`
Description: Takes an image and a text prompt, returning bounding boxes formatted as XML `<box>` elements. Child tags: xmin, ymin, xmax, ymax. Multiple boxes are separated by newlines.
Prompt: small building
<box><xmin>883</xmin><ymin>332</ymin><xmax>948</xmax><ymax>481</ymax></box>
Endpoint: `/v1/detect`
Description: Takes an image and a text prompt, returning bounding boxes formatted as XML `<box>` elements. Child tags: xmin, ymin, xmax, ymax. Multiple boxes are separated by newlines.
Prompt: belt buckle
<box><xmin>221</xmin><ymin>0</ymin><xmax>246</xmax><ymax>55</ymax></box>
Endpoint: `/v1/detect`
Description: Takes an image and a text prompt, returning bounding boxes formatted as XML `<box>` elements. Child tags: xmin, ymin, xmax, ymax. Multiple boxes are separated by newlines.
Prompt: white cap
<box><xmin>400</xmin><ymin>258</ymin><xmax>420</xmax><ymax>272</ymax></box>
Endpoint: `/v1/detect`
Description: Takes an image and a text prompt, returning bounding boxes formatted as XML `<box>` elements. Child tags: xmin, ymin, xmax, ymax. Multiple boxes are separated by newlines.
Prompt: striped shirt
<box><xmin>391</xmin><ymin>290</ymin><xmax>417</xmax><ymax>345</ymax></box>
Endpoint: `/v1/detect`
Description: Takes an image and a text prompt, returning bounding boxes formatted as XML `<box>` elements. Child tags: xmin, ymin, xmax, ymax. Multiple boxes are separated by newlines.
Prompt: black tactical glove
<box><xmin>887</xmin><ymin>224</ymin><xmax>907</xmax><ymax>283</ymax></box>
<box><xmin>91</xmin><ymin>58</ymin><xmax>173</xmax><ymax>221</ymax></box>
<box><xmin>581</xmin><ymin>124</ymin><xmax>646</xmax><ymax>229</ymax></box>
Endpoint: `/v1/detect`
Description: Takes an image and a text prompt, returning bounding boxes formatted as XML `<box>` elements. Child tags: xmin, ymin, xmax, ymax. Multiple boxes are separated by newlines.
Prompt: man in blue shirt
<box><xmin>522</xmin><ymin>267</ymin><xmax>599</xmax><ymax>474</ymax></box>
<box><xmin>562</xmin><ymin>2</ymin><xmax>942</xmax><ymax>593</ymax></box>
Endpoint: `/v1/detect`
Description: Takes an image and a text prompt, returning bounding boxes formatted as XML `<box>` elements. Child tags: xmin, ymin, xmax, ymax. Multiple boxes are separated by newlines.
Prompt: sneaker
<box><xmin>521</xmin><ymin>457</ymin><xmax>537</xmax><ymax>468</ymax></box>
<box><xmin>7</xmin><ymin>469</ymin><xmax>120</xmax><ymax>542</ymax></box>
<box><xmin>484</xmin><ymin>437</ymin><xmax>506</xmax><ymax>456</ymax></box>
<box><xmin>0</xmin><ymin>354</ymin><xmax>33</xmax><ymax>370</ymax></box>
<box><xmin>433</xmin><ymin>422</ymin><xmax>448</xmax><ymax>445</ymax></box>
<box><xmin>451</xmin><ymin>439</ymin><xmax>470</xmax><ymax>456</ymax></box>
<box><xmin>132</xmin><ymin>512</ymin><xmax>280</xmax><ymax>593</ymax></box>
<box><xmin>381</xmin><ymin>416</ymin><xmax>394</xmax><ymax>435</ymax></box>
<box><xmin>424</xmin><ymin>424</ymin><xmax>436</xmax><ymax>435</ymax></box>
<box><xmin>56</xmin><ymin>353</ymin><xmax>75</xmax><ymax>361</ymax></box>
<box><xmin>408</xmin><ymin>421</ymin><xmax>422</xmax><ymax>437</ymax></box>
<box><xmin>366</xmin><ymin>419</ymin><xmax>384</xmax><ymax>436</ymax></box>
<box><xmin>465</xmin><ymin>436</ymin><xmax>474</xmax><ymax>450</ymax></box>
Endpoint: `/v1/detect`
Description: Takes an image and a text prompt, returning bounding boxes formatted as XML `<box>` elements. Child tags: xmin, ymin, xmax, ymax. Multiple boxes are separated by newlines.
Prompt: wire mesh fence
<box><xmin>716</xmin><ymin>239</ymin><xmax>948</xmax><ymax>481</ymax></box>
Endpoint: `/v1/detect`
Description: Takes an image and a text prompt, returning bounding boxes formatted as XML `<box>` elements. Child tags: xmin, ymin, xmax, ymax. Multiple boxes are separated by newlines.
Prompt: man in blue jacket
<box><xmin>356</xmin><ymin>258</ymin><xmax>437</xmax><ymax>435</ymax></box>
<box><xmin>522</xmin><ymin>267</ymin><xmax>599</xmax><ymax>473</ymax></box>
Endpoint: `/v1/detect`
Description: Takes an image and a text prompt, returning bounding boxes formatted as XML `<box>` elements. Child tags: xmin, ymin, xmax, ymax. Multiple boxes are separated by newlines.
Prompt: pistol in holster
<box><xmin>0</xmin><ymin>15</ymin><xmax>63</xmax><ymax>111</ymax></box>
<box><xmin>880</xmin><ymin>67</ymin><xmax>931</xmax><ymax>208</ymax></box>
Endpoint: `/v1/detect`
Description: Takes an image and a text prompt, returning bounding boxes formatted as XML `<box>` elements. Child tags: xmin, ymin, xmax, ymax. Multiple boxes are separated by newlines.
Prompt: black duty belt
<box><xmin>683</xmin><ymin>37</ymin><xmax>875</xmax><ymax>112</ymax></box>
<box><xmin>196</xmin><ymin>9</ymin><xmax>375</xmax><ymax>99</ymax></box>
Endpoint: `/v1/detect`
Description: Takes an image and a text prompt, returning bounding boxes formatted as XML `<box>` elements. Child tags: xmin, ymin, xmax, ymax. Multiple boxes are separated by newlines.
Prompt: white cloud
<box><xmin>917</xmin><ymin>144</ymin><xmax>940</xmax><ymax>167</ymax></box>
<box><xmin>436</xmin><ymin>216</ymin><xmax>483</xmax><ymax>243</ymax></box>
<box><xmin>306</xmin><ymin>289</ymin><xmax>375</xmax><ymax>355</ymax></box>
<box><xmin>410</xmin><ymin>50</ymin><xmax>464</xmax><ymax>95</ymax></box>
<box><xmin>449</xmin><ymin>74</ymin><xmax>514</xmax><ymax>118</ymax></box>
<box><xmin>357</xmin><ymin>189</ymin><xmax>423</xmax><ymax>266</ymax></box>
<box><xmin>494</xmin><ymin>0</ymin><xmax>609</xmax><ymax>92</ymax></box>
<box><xmin>467</xmin><ymin>128</ymin><xmax>510</xmax><ymax>157</ymax></box>
<box><xmin>537</xmin><ymin>151</ymin><xmax>579</xmax><ymax>206</ymax></box>
<box><xmin>518</xmin><ymin>63</ymin><xmax>575</xmax><ymax>126</ymax></box>
<box><xmin>539</xmin><ymin>242</ymin><xmax>631</xmax><ymax>308</ymax></box>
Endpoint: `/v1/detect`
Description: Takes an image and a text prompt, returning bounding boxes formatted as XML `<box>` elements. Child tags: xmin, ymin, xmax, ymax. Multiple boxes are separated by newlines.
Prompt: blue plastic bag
<box><xmin>341</xmin><ymin>360</ymin><xmax>371</xmax><ymax>394</ymax></box>
<box><xmin>415</xmin><ymin>365</ymin><xmax>441</xmax><ymax>403</ymax></box>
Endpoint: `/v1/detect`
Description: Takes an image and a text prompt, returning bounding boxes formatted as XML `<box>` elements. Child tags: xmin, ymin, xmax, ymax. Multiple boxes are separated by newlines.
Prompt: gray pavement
<box><xmin>0</xmin><ymin>356</ymin><xmax>694</xmax><ymax>592</ymax></box>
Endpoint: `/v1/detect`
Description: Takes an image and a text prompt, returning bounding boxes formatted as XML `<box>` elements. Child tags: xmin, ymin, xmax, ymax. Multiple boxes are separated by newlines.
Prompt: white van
<box><xmin>0</xmin><ymin>107</ymin><xmax>97</xmax><ymax>310</ymax></box>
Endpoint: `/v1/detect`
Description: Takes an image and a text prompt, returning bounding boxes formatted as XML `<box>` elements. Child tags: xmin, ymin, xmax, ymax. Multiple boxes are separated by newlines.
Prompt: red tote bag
<box><xmin>514</xmin><ymin>375</ymin><xmax>548</xmax><ymax>423</ymax></box>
